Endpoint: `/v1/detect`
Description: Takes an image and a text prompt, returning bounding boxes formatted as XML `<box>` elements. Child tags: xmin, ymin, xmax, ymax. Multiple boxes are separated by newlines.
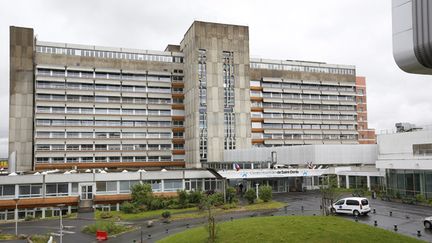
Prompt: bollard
<box><xmin>166</xmin><ymin>228</ymin><xmax>168</xmax><ymax>234</ymax></box>
<box><xmin>389</xmin><ymin>211</ymin><xmax>393</xmax><ymax>217</ymax></box>
<box><xmin>186</xmin><ymin>223</ymin><xmax>190</xmax><ymax>228</ymax></box>
<box><xmin>301</xmin><ymin>206</ymin><xmax>304</xmax><ymax>211</ymax></box>
<box><xmin>374</xmin><ymin>220</ymin><xmax>377</xmax><ymax>227</ymax></box>
<box><xmin>417</xmin><ymin>230</ymin><xmax>421</xmax><ymax>237</ymax></box>
<box><xmin>148</xmin><ymin>234</ymin><xmax>152</xmax><ymax>239</ymax></box>
<box><xmin>355</xmin><ymin>216</ymin><xmax>358</xmax><ymax>222</ymax></box>
<box><xmin>394</xmin><ymin>225</ymin><xmax>398</xmax><ymax>232</ymax></box>
<box><xmin>373</xmin><ymin>208</ymin><xmax>376</xmax><ymax>214</ymax></box>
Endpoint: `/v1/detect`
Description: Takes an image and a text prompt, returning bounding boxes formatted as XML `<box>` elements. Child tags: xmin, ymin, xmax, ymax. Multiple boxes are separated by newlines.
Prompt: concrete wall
<box><xmin>223</xmin><ymin>144</ymin><xmax>378</xmax><ymax>165</ymax></box>
<box><xmin>9</xmin><ymin>26</ymin><xmax>35</xmax><ymax>172</ymax></box>
<box><xmin>181</xmin><ymin>21</ymin><xmax>251</xmax><ymax>167</ymax></box>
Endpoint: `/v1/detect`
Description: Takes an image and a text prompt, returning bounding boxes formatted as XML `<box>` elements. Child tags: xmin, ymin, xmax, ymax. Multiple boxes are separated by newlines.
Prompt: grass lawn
<box><xmin>0</xmin><ymin>233</ymin><xmax>18</xmax><ymax>240</ymax></box>
<box><xmin>171</xmin><ymin>200</ymin><xmax>285</xmax><ymax>221</ymax></box>
<box><xmin>158</xmin><ymin>216</ymin><xmax>423</xmax><ymax>243</ymax></box>
<box><xmin>95</xmin><ymin>207</ymin><xmax>198</xmax><ymax>220</ymax></box>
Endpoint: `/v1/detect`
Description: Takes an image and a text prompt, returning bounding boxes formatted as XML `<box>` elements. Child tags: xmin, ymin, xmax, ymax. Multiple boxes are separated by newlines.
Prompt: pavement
<box><xmin>1</xmin><ymin>192</ymin><xmax>431</xmax><ymax>242</ymax></box>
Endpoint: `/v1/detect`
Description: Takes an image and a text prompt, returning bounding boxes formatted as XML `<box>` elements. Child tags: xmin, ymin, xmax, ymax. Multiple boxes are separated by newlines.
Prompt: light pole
<box><xmin>57</xmin><ymin>204</ymin><xmax>65</xmax><ymax>243</ymax></box>
<box><xmin>13</xmin><ymin>198</ymin><xmax>19</xmax><ymax>236</ymax></box>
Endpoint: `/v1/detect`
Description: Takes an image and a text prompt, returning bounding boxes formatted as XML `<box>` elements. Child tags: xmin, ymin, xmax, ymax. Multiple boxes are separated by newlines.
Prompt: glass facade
<box><xmin>386</xmin><ymin>169</ymin><xmax>432</xmax><ymax>199</ymax></box>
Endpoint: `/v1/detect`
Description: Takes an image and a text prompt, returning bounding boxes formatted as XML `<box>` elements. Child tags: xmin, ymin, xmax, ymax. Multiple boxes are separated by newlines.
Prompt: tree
<box><xmin>259</xmin><ymin>185</ymin><xmax>272</xmax><ymax>202</ymax></box>
<box><xmin>320</xmin><ymin>175</ymin><xmax>340</xmax><ymax>216</ymax></box>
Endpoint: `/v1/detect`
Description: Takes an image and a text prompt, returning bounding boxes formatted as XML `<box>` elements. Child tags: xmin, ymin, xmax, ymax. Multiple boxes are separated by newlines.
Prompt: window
<box><xmin>164</xmin><ymin>180</ymin><xmax>183</xmax><ymax>192</ymax></box>
<box><xmin>361</xmin><ymin>199</ymin><xmax>369</xmax><ymax>206</ymax></box>
<box><xmin>0</xmin><ymin>185</ymin><xmax>15</xmax><ymax>197</ymax></box>
<box><xmin>19</xmin><ymin>184</ymin><xmax>42</xmax><ymax>198</ymax></box>
<box><xmin>335</xmin><ymin>200</ymin><xmax>344</xmax><ymax>206</ymax></box>
<box><xmin>346</xmin><ymin>200</ymin><xmax>359</xmax><ymax>206</ymax></box>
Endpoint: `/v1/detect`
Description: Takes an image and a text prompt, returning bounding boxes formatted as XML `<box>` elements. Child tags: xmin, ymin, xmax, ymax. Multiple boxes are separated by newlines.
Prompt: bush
<box><xmin>178</xmin><ymin>190</ymin><xmax>189</xmax><ymax>207</ymax></box>
<box><xmin>120</xmin><ymin>201</ymin><xmax>138</xmax><ymax>214</ymax></box>
<box><xmin>259</xmin><ymin>185</ymin><xmax>272</xmax><ymax>202</ymax></box>
<box><xmin>245</xmin><ymin>189</ymin><xmax>256</xmax><ymax>204</ymax></box>
<box><xmin>149</xmin><ymin>198</ymin><xmax>164</xmax><ymax>210</ymax></box>
<box><xmin>100</xmin><ymin>211</ymin><xmax>113</xmax><ymax>219</ymax></box>
<box><xmin>415</xmin><ymin>194</ymin><xmax>426</xmax><ymax>203</ymax></box>
<box><xmin>24</xmin><ymin>215</ymin><xmax>34</xmax><ymax>221</ymax></box>
<box><xmin>29</xmin><ymin>234</ymin><xmax>51</xmax><ymax>243</ymax></box>
<box><xmin>189</xmin><ymin>190</ymin><xmax>203</xmax><ymax>204</ymax></box>
<box><xmin>208</xmin><ymin>192</ymin><xmax>224</xmax><ymax>206</ymax></box>
<box><xmin>221</xmin><ymin>202</ymin><xmax>237</xmax><ymax>210</ymax></box>
<box><xmin>161</xmin><ymin>211</ymin><xmax>171</xmax><ymax>219</ymax></box>
<box><xmin>82</xmin><ymin>221</ymin><xmax>130</xmax><ymax>235</ymax></box>
<box><xmin>226</xmin><ymin>187</ymin><xmax>238</xmax><ymax>204</ymax></box>
<box><xmin>131</xmin><ymin>183</ymin><xmax>154</xmax><ymax>206</ymax></box>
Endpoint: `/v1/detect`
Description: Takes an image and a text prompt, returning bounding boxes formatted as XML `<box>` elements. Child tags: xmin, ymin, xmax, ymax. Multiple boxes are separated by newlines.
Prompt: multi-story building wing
<box><xmin>249</xmin><ymin>59</ymin><xmax>359</xmax><ymax>146</ymax></box>
<box><xmin>8</xmin><ymin>21</ymin><xmax>374</xmax><ymax>171</ymax></box>
<box><xmin>356</xmin><ymin>76</ymin><xmax>376</xmax><ymax>144</ymax></box>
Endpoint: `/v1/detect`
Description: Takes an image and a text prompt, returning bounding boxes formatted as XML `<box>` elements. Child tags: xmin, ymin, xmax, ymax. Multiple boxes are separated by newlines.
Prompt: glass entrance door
<box><xmin>81</xmin><ymin>185</ymin><xmax>93</xmax><ymax>200</ymax></box>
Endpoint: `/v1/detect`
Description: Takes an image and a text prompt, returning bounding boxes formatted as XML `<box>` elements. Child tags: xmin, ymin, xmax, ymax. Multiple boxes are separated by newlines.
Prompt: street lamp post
<box><xmin>13</xmin><ymin>198</ymin><xmax>19</xmax><ymax>236</ymax></box>
<box><xmin>57</xmin><ymin>204</ymin><xmax>65</xmax><ymax>243</ymax></box>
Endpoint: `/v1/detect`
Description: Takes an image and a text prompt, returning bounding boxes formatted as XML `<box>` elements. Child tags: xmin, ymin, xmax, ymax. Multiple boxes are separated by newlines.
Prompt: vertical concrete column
<box><xmin>116</xmin><ymin>203</ymin><xmax>120</xmax><ymax>211</ymax></box>
<box><xmin>346</xmin><ymin>175</ymin><xmax>350</xmax><ymax>189</ymax></box>
<box><xmin>68</xmin><ymin>206</ymin><xmax>71</xmax><ymax>214</ymax></box>
<box><xmin>41</xmin><ymin>208</ymin><xmax>46</xmax><ymax>219</ymax></box>
<box><xmin>367</xmin><ymin>176</ymin><xmax>371</xmax><ymax>191</ymax></box>
<box><xmin>337</xmin><ymin>175</ymin><xmax>340</xmax><ymax>188</ymax></box>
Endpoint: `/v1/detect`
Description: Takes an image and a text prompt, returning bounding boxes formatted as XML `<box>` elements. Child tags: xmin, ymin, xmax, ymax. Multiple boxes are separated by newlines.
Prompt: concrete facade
<box><xmin>9</xmin><ymin>26</ymin><xmax>35</xmax><ymax>172</ymax></box>
<box><xmin>8</xmin><ymin>21</ymin><xmax>372</xmax><ymax>171</ymax></box>
<box><xmin>180</xmin><ymin>22</ymin><xmax>251</xmax><ymax>167</ymax></box>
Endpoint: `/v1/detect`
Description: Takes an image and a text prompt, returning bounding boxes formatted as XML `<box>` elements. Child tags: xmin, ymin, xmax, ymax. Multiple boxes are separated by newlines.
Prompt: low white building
<box><xmin>376</xmin><ymin>129</ymin><xmax>432</xmax><ymax>199</ymax></box>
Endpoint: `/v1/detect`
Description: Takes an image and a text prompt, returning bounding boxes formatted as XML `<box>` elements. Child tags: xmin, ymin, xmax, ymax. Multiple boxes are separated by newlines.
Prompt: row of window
<box><xmin>36</xmin><ymin>81</ymin><xmax>173</xmax><ymax>93</ymax></box>
<box><xmin>35</xmin><ymin>143</ymin><xmax>183</xmax><ymax>152</ymax></box>
<box><xmin>258</xmin><ymin>123</ymin><xmax>355</xmax><ymax>130</ymax></box>
<box><xmin>250</xmin><ymin>62</ymin><xmax>355</xmax><ymax>75</ymax></box>
<box><xmin>36</xmin><ymin>46</ymin><xmax>183</xmax><ymax>63</ymax></box>
<box><xmin>254</xmin><ymin>102</ymin><xmax>355</xmax><ymax>111</ymax></box>
<box><xmin>35</xmin><ymin>131</ymin><xmax>175</xmax><ymax>139</ymax></box>
<box><xmin>252</xmin><ymin>112</ymin><xmax>356</xmax><ymax>120</ymax></box>
<box><xmin>258</xmin><ymin>81</ymin><xmax>355</xmax><ymax>92</ymax></box>
<box><xmin>36</xmin><ymin>106</ymin><xmax>171</xmax><ymax>116</ymax></box>
<box><xmin>36</xmin><ymin>94</ymin><xmax>174</xmax><ymax>104</ymax></box>
<box><xmin>35</xmin><ymin>155</ymin><xmax>173</xmax><ymax>164</ymax></box>
<box><xmin>253</xmin><ymin>133</ymin><xmax>358</xmax><ymax>140</ymax></box>
<box><xmin>36</xmin><ymin>119</ymin><xmax>182</xmax><ymax>128</ymax></box>
<box><xmin>258</xmin><ymin>92</ymin><xmax>355</xmax><ymax>101</ymax></box>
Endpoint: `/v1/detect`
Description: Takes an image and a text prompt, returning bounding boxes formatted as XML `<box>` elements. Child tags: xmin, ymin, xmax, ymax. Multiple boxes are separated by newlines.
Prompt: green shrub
<box><xmin>221</xmin><ymin>202</ymin><xmax>237</xmax><ymax>210</ymax></box>
<box><xmin>82</xmin><ymin>221</ymin><xmax>129</xmax><ymax>235</ymax></box>
<box><xmin>24</xmin><ymin>215</ymin><xmax>34</xmax><ymax>221</ymax></box>
<box><xmin>161</xmin><ymin>211</ymin><xmax>171</xmax><ymax>219</ymax></box>
<box><xmin>245</xmin><ymin>189</ymin><xmax>256</xmax><ymax>204</ymax></box>
<box><xmin>120</xmin><ymin>201</ymin><xmax>138</xmax><ymax>214</ymax></box>
<box><xmin>208</xmin><ymin>192</ymin><xmax>224</xmax><ymax>206</ymax></box>
<box><xmin>29</xmin><ymin>234</ymin><xmax>51</xmax><ymax>243</ymax></box>
<box><xmin>149</xmin><ymin>198</ymin><xmax>164</xmax><ymax>210</ymax></box>
<box><xmin>189</xmin><ymin>190</ymin><xmax>203</xmax><ymax>204</ymax></box>
<box><xmin>131</xmin><ymin>183</ymin><xmax>154</xmax><ymax>206</ymax></box>
<box><xmin>100</xmin><ymin>211</ymin><xmax>113</xmax><ymax>219</ymax></box>
<box><xmin>259</xmin><ymin>185</ymin><xmax>272</xmax><ymax>202</ymax></box>
<box><xmin>415</xmin><ymin>194</ymin><xmax>426</xmax><ymax>203</ymax></box>
<box><xmin>226</xmin><ymin>187</ymin><xmax>237</xmax><ymax>204</ymax></box>
<box><xmin>178</xmin><ymin>190</ymin><xmax>189</xmax><ymax>207</ymax></box>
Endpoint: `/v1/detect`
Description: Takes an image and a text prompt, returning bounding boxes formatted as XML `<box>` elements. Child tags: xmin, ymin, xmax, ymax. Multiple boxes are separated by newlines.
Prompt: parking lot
<box><xmin>274</xmin><ymin>191</ymin><xmax>432</xmax><ymax>242</ymax></box>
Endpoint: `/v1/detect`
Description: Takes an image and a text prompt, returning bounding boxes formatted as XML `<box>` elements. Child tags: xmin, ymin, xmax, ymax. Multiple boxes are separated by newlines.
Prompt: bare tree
<box><xmin>319</xmin><ymin>175</ymin><xmax>340</xmax><ymax>216</ymax></box>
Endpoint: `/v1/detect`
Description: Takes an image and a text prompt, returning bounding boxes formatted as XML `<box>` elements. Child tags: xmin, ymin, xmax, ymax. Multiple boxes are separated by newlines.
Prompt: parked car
<box><xmin>424</xmin><ymin>216</ymin><xmax>432</xmax><ymax>229</ymax></box>
<box><xmin>330</xmin><ymin>197</ymin><xmax>371</xmax><ymax>216</ymax></box>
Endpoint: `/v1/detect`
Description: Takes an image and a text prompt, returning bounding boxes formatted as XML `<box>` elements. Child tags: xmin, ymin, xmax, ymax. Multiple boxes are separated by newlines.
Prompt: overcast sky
<box><xmin>1</xmin><ymin>0</ymin><xmax>432</xmax><ymax>158</ymax></box>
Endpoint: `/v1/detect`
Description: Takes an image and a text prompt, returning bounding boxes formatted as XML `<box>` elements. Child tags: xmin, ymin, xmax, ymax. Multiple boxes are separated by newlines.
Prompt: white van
<box><xmin>331</xmin><ymin>197</ymin><xmax>371</xmax><ymax>216</ymax></box>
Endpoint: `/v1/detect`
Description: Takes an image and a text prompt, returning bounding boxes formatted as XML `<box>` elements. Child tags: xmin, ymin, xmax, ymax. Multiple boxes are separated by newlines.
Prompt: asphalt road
<box><xmin>1</xmin><ymin>192</ymin><xmax>431</xmax><ymax>242</ymax></box>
